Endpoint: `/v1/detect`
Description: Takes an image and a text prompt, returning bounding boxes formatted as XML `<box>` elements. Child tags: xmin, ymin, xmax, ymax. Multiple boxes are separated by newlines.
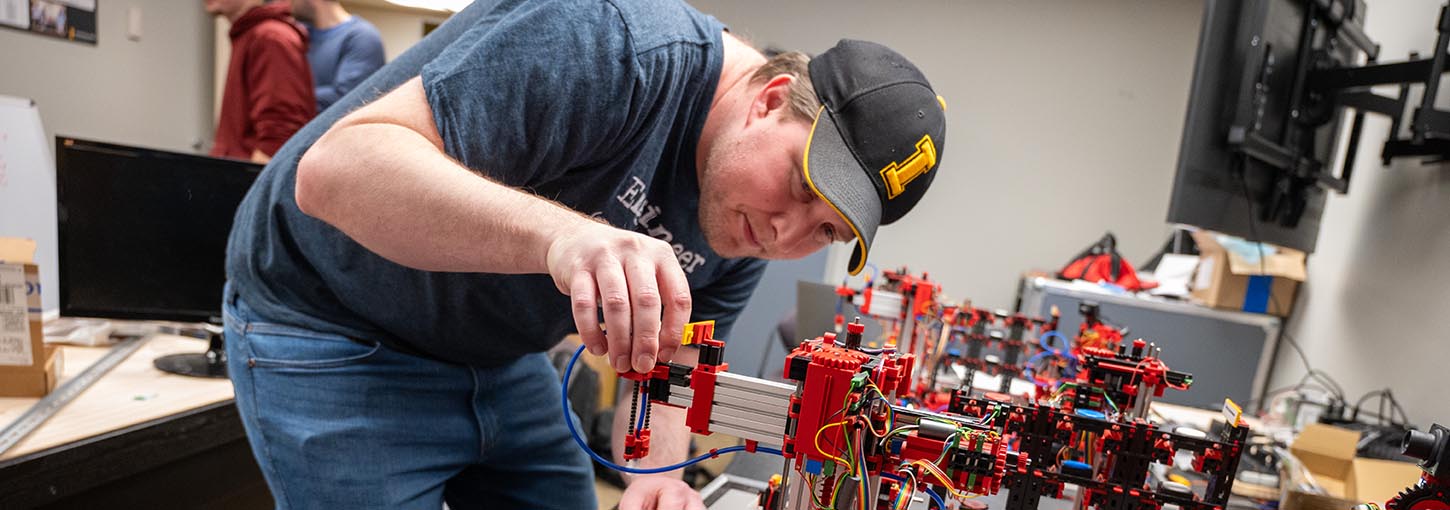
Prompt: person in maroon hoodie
<box><xmin>207</xmin><ymin>0</ymin><xmax>315</xmax><ymax>163</ymax></box>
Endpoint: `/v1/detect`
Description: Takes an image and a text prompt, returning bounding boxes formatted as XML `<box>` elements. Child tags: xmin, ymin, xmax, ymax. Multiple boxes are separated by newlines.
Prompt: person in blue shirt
<box><xmin>289</xmin><ymin>0</ymin><xmax>384</xmax><ymax>112</ymax></box>
<box><xmin>224</xmin><ymin>0</ymin><xmax>948</xmax><ymax>508</ymax></box>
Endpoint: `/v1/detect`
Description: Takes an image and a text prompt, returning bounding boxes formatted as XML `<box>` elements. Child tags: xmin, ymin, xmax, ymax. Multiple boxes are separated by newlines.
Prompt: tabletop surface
<box><xmin>0</xmin><ymin>334</ymin><xmax>235</xmax><ymax>460</ymax></box>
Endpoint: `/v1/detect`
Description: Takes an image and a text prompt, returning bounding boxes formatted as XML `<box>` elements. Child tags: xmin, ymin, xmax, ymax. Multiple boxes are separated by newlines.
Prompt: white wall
<box><xmin>689</xmin><ymin>0</ymin><xmax>1202</xmax><ymax>309</ymax></box>
<box><xmin>347</xmin><ymin>3</ymin><xmax>444</xmax><ymax>62</ymax></box>
<box><xmin>0</xmin><ymin>0</ymin><xmax>215</xmax><ymax>153</ymax></box>
<box><xmin>1269</xmin><ymin>0</ymin><xmax>1450</xmax><ymax>426</ymax></box>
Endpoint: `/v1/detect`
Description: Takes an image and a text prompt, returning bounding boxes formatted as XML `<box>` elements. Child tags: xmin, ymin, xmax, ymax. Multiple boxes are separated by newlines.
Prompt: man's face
<box><xmin>204</xmin><ymin>0</ymin><xmax>253</xmax><ymax>19</ymax></box>
<box><xmin>698</xmin><ymin>79</ymin><xmax>853</xmax><ymax>260</ymax></box>
<box><xmin>289</xmin><ymin>0</ymin><xmax>314</xmax><ymax>23</ymax></box>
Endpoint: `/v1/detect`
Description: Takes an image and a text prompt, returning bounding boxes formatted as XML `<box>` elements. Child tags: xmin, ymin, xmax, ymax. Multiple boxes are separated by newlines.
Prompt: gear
<box><xmin>1387</xmin><ymin>481</ymin><xmax>1450</xmax><ymax>510</ymax></box>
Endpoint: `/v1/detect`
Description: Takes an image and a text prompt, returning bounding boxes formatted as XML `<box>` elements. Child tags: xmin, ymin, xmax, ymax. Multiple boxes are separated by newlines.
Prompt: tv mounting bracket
<box><xmin>1230</xmin><ymin>0</ymin><xmax>1449</xmax><ymax>209</ymax></box>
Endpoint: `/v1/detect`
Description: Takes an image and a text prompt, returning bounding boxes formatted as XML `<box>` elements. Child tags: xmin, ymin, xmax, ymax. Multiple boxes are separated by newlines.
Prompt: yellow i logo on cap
<box><xmin>879</xmin><ymin>134</ymin><xmax>937</xmax><ymax>199</ymax></box>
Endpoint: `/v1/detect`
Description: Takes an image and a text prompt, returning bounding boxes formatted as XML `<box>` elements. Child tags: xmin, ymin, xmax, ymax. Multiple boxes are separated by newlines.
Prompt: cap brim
<box><xmin>803</xmin><ymin>105</ymin><xmax>881</xmax><ymax>276</ymax></box>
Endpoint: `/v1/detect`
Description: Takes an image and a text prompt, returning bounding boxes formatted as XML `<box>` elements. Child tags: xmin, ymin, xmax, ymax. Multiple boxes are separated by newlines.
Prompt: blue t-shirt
<box><xmin>305</xmin><ymin>16</ymin><xmax>385</xmax><ymax>112</ymax></box>
<box><xmin>225</xmin><ymin>0</ymin><xmax>767</xmax><ymax>367</ymax></box>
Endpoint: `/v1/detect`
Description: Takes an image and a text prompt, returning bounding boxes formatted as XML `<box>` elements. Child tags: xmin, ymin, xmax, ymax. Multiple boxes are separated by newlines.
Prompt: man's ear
<box><xmin>751</xmin><ymin>74</ymin><xmax>795</xmax><ymax>122</ymax></box>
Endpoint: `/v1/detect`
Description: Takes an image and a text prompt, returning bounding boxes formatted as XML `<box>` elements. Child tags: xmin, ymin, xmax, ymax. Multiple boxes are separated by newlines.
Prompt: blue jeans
<box><xmin>223</xmin><ymin>287</ymin><xmax>597</xmax><ymax>509</ymax></box>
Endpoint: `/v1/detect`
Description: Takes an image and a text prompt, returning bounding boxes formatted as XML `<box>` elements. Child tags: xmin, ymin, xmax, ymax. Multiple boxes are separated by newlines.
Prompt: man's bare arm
<box><xmin>296</xmin><ymin>76</ymin><xmax>588</xmax><ymax>274</ymax></box>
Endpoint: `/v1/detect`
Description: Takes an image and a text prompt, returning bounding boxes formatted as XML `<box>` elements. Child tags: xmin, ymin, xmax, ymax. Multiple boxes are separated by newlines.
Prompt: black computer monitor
<box><xmin>55</xmin><ymin>137</ymin><xmax>260</xmax><ymax>324</ymax></box>
<box><xmin>1168</xmin><ymin>0</ymin><xmax>1370</xmax><ymax>253</ymax></box>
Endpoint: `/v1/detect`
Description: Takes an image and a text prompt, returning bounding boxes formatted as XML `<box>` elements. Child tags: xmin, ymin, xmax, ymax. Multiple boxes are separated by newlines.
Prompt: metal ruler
<box><xmin>0</xmin><ymin>335</ymin><xmax>152</xmax><ymax>455</ymax></box>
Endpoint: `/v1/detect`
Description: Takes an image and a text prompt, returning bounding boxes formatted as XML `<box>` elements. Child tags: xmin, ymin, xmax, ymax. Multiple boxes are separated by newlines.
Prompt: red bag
<box><xmin>1057</xmin><ymin>233</ymin><xmax>1156</xmax><ymax>292</ymax></box>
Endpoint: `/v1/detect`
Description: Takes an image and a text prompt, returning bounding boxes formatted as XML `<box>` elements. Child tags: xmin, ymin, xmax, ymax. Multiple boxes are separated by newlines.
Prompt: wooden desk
<box><xmin>0</xmin><ymin>335</ymin><xmax>270</xmax><ymax>509</ymax></box>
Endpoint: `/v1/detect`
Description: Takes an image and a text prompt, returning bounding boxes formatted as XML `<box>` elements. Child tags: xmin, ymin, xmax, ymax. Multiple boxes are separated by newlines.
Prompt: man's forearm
<box><xmin>295</xmin><ymin>80</ymin><xmax>591</xmax><ymax>274</ymax></box>
<box><xmin>613</xmin><ymin>400</ymin><xmax>692</xmax><ymax>482</ymax></box>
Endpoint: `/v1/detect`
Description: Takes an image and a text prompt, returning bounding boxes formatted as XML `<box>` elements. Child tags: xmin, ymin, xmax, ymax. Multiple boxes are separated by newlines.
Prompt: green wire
<box><xmin>828</xmin><ymin>468</ymin><xmax>844</xmax><ymax>509</ymax></box>
<box><xmin>880</xmin><ymin>425</ymin><xmax>918</xmax><ymax>450</ymax></box>
<box><xmin>826</xmin><ymin>379</ymin><xmax>861</xmax><ymax>510</ymax></box>
<box><xmin>1091</xmin><ymin>387</ymin><xmax>1120</xmax><ymax>413</ymax></box>
<box><xmin>1053</xmin><ymin>382</ymin><xmax>1122</xmax><ymax>415</ymax></box>
<box><xmin>934</xmin><ymin>431</ymin><xmax>958</xmax><ymax>465</ymax></box>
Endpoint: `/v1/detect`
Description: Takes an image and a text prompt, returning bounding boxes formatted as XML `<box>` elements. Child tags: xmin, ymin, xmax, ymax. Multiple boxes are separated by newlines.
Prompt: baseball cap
<box><xmin>802</xmin><ymin>39</ymin><xmax>947</xmax><ymax>276</ymax></box>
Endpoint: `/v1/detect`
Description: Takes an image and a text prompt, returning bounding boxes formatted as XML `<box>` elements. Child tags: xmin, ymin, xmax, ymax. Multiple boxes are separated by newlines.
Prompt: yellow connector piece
<box><xmin>1222</xmin><ymin>398</ymin><xmax>1244</xmax><ymax>427</ymax></box>
<box><xmin>680</xmin><ymin>320</ymin><xmax>716</xmax><ymax>346</ymax></box>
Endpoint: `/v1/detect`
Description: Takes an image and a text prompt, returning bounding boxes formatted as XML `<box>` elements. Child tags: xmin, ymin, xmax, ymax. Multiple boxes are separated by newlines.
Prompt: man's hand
<box><xmin>618</xmin><ymin>476</ymin><xmax>706</xmax><ymax>510</ymax></box>
<box><xmin>546</xmin><ymin>220</ymin><xmax>692</xmax><ymax>373</ymax></box>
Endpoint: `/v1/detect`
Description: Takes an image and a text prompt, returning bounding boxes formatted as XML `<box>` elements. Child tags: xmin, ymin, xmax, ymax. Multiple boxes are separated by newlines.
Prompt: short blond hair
<box><xmin>749</xmin><ymin>51</ymin><xmax>820</xmax><ymax>123</ymax></box>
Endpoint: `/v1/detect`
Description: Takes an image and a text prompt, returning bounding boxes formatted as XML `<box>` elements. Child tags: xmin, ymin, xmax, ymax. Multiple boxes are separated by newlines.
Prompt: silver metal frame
<box><xmin>699</xmin><ymin>474</ymin><xmax>770</xmax><ymax>509</ymax></box>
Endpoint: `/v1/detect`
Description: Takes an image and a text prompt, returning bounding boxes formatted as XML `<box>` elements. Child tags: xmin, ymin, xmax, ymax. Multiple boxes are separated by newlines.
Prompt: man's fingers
<box><xmin>596</xmin><ymin>263</ymin><xmax>632</xmax><ymax>373</ymax></box>
<box><xmin>617</xmin><ymin>482</ymin><xmax>649</xmax><ymax>510</ymax></box>
<box><xmin>619</xmin><ymin>478</ymin><xmax>696</xmax><ymax>510</ymax></box>
<box><xmin>626</xmin><ymin>259</ymin><xmax>662</xmax><ymax>373</ymax></box>
<box><xmin>569</xmin><ymin>272</ymin><xmax>605</xmax><ymax>355</ymax></box>
<box><xmin>656</xmin><ymin>260</ymin><xmax>691</xmax><ymax>363</ymax></box>
<box><xmin>656</xmin><ymin>488</ymin><xmax>685</xmax><ymax>510</ymax></box>
<box><xmin>656</xmin><ymin>480</ymin><xmax>704</xmax><ymax>510</ymax></box>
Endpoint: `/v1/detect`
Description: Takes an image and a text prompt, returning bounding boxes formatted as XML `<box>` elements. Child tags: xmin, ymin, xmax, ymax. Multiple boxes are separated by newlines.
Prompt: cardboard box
<box><xmin>1282</xmin><ymin>424</ymin><xmax>1424</xmax><ymax>510</ymax></box>
<box><xmin>0</xmin><ymin>237</ymin><xmax>62</xmax><ymax>397</ymax></box>
<box><xmin>1190</xmin><ymin>231</ymin><xmax>1306</xmax><ymax>317</ymax></box>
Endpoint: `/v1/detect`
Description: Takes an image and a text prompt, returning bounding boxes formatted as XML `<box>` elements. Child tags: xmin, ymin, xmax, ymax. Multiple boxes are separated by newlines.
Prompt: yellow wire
<box><xmin>910</xmin><ymin>460</ymin><xmax>978</xmax><ymax>500</ymax></box>
<box><xmin>810</xmin><ymin>418</ymin><xmax>873</xmax><ymax>510</ymax></box>
<box><xmin>864</xmin><ymin>383</ymin><xmax>894</xmax><ymax>437</ymax></box>
<box><xmin>800</xmin><ymin>471</ymin><xmax>824</xmax><ymax>509</ymax></box>
<box><xmin>828</xmin><ymin>471</ymin><xmax>844</xmax><ymax>509</ymax></box>
<box><xmin>812</xmin><ymin>421</ymin><xmax>854</xmax><ymax>480</ymax></box>
<box><xmin>877</xmin><ymin>425</ymin><xmax>918</xmax><ymax>450</ymax></box>
<box><xmin>802</xmin><ymin>468</ymin><xmax>840</xmax><ymax>510</ymax></box>
<box><xmin>810</xmin><ymin>379</ymin><xmax>871</xmax><ymax>510</ymax></box>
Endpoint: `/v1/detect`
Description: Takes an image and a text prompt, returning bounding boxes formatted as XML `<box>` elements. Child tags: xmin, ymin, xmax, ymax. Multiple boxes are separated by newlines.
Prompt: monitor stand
<box><xmin>153</xmin><ymin>323</ymin><xmax>227</xmax><ymax>378</ymax></box>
